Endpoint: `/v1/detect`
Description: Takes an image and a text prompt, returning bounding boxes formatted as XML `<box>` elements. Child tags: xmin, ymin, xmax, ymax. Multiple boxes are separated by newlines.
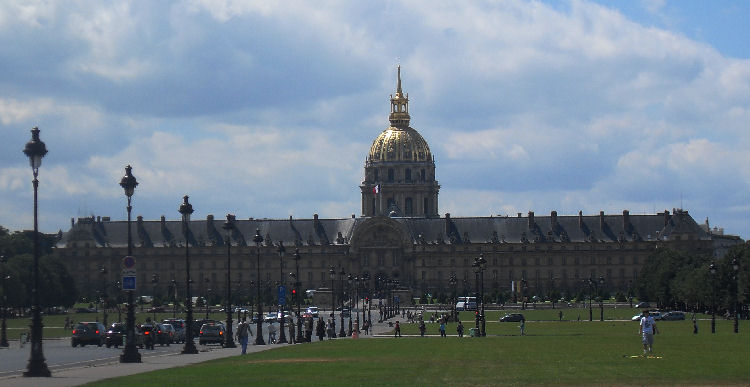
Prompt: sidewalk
<box><xmin>0</xmin><ymin>317</ymin><xmax>396</xmax><ymax>386</ymax></box>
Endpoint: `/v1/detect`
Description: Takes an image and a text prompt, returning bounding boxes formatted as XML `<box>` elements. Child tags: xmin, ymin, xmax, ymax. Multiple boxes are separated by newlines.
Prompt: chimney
<box><xmin>160</xmin><ymin>215</ymin><xmax>166</xmax><ymax>224</ymax></box>
<box><xmin>137</xmin><ymin>215</ymin><xmax>143</xmax><ymax>223</ymax></box>
<box><xmin>207</xmin><ymin>214</ymin><xmax>214</xmax><ymax>221</ymax></box>
<box><xmin>528</xmin><ymin>211</ymin><xmax>535</xmax><ymax>229</ymax></box>
<box><xmin>599</xmin><ymin>211</ymin><xmax>605</xmax><ymax>230</ymax></box>
<box><xmin>623</xmin><ymin>210</ymin><xmax>630</xmax><ymax>230</ymax></box>
<box><xmin>663</xmin><ymin>210</ymin><xmax>670</xmax><ymax>227</ymax></box>
<box><xmin>71</xmin><ymin>218</ymin><xmax>75</xmax><ymax>228</ymax></box>
<box><xmin>314</xmin><ymin>213</ymin><xmax>319</xmax><ymax>221</ymax></box>
<box><xmin>551</xmin><ymin>211</ymin><xmax>558</xmax><ymax>229</ymax></box>
<box><xmin>445</xmin><ymin>213</ymin><xmax>451</xmax><ymax>219</ymax></box>
<box><xmin>578</xmin><ymin>211</ymin><xmax>583</xmax><ymax>228</ymax></box>
<box><xmin>517</xmin><ymin>213</ymin><xmax>522</xmax><ymax>218</ymax></box>
<box><xmin>97</xmin><ymin>216</ymin><xmax>101</xmax><ymax>222</ymax></box>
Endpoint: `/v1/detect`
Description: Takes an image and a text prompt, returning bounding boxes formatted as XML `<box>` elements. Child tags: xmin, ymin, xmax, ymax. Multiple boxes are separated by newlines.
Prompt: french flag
<box><xmin>372</xmin><ymin>184</ymin><xmax>380</xmax><ymax>194</ymax></box>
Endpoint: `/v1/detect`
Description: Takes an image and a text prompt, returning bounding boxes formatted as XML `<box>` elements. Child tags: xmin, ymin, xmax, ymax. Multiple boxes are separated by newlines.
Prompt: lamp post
<box><xmin>171</xmin><ymin>279</ymin><xmax>177</xmax><ymax>319</ymax></box>
<box><xmin>363</xmin><ymin>273</ymin><xmax>371</xmax><ymax>323</ymax></box>
<box><xmin>276</xmin><ymin>242</ymin><xmax>287</xmax><ymax>344</ymax></box>
<box><xmin>597</xmin><ymin>276</ymin><xmax>604</xmax><ymax>321</ymax></box>
<box><xmin>709</xmin><ymin>262</ymin><xmax>717</xmax><ymax>334</ymax></box>
<box><xmin>472</xmin><ymin>259</ymin><xmax>480</xmax><ymax>333</ymax></box>
<box><xmin>1</xmin><ymin>255</ymin><xmax>8</xmax><ymax>347</ymax></box>
<box><xmin>119</xmin><ymin>165</ymin><xmax>141</xmax><ymax>362</ymax></box>
<box><xmin>23</xmin><ymin>126</ymin><xmax>51</xmax><ymax>377</ymax></box>
<box><xmin>339</xmin><ymin>267</ymin><xmax>346</xmax><ymax>338</ymax></box>
<box><xmin>151</xmin><ymin>274</ymin><xmax>159</xmax><ymax>322</ymax></box>
<box><xmin>114</xmin><ymin>281</ymin><xmax>122</xmax><ymax>323</ymax></box>
<box><xmin>449</xmin><ymin>274</ymin><xmax>457</xmax><ymax>321</ymax></box>
<box><xmin>477</xmin><ymin>254</ymin><xmax>487</xmax><ymax>336</ymax></box>
<box><xmin>586</xmin><ymin>277</ymin><xmax>594</xmax><ymax>322</ymax></box>
<box><xmin>293</xmin><ymin>249</ymin><xmax>303</xmax><ymax>343</ymax></box>
<box><xmin>347</xmin><ymin>274</ymin><xmax>353</xmax><ymax>336</ymax></box>
<box><xmin>204</xmin><ymin>278</ymin><xmax>210</xmax><ymax>319</ymax></box>
<box><xmin>329</xmin><ymin>266</ymin><xmax>336</xmax><ymax>323</ymax></box>
<box><xmin>628</xmin><ymin>280</ymin><xmax>633</xmax><ymax>308</ymax></box>
<box><xmin>99</xmin><ymin>267</ymin><xmax>109</xmax><ymax>328</ymax></box>
<box><xmin>253</xmin><ymin>229</ymin><xmax>266</xmax><ymax>345</ymax></box>
<box><xmin>732</xmin><ymin>257</ymin><xmax>740</xmax><ymax>334</ymax></box>
<box><xmin>179</xmin><ymin>195</ymin><xmax>199</xmax><ymax>354</ymax></box>
<box><xmin>222</xmin><ymin>214</ymin><xmax>236</xmax><ymax>348</ymax></box>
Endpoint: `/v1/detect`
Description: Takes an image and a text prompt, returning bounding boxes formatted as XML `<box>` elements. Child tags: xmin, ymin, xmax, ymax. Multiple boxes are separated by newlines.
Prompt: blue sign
<box><xmin>394</xmin><ymin>296</ymin><xmax>400</xmax><ymax>303</ymax></box>
<box><xmin>278</xmin><ymin>285</ymin><xmax>286</xmax><ymax>306</ymax></box>
<box><xmin>122</xmin><ymin>276</ymin><xmax>136</xmax><ymax>291</ymax></box>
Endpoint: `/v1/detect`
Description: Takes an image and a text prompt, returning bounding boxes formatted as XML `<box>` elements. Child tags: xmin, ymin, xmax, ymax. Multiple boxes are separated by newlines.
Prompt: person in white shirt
<box><xmin>639</xmin><ymin>310</ymin><xmax>658</xmax><ymax>355</ymax></box>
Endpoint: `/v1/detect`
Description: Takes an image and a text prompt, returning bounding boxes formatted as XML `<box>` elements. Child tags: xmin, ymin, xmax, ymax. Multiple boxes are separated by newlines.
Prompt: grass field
<box><xmin>88</xmin><ymin>317</ymin><xmax>748</xmax><ymax>386</ymax></box>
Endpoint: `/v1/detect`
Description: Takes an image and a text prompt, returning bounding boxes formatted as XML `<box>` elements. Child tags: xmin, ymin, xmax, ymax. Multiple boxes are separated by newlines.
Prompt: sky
<box><xmin>1</xmin><ymin>0</ymin><xmax>749</xmax><ymax>239</ymax></box>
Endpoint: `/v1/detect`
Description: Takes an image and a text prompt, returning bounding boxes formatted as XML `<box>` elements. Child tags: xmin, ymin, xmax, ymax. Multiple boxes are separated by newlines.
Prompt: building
<box><xmin>55</xmin><ymin>68</ymin><xmax>723</xmax><ymax>303</ymax></box>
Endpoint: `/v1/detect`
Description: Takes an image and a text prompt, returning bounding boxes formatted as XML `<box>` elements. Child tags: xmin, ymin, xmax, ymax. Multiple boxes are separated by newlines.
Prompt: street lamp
<box><xmin>171</xmin><ymin>279</ymin><xmax>177</xmax><ymax>319</ymax></box>
<box><xmin>363</xmin><ymin>273</ymin><xmax>371</xmax><ymax>323</ymax></box>
<box><xmin>472</xmin><ymin>258</ymin><xmax>481</xmax><ymax>334</ymax></box>
<box><xmin>597</xmin><ymin>276</ymin><xmax>604</xmax><ymax>321</ymax></box>
<box><xmin>276</xmin><ymin>242</ymin><xmax>287</xmax><ymax>344</ymax></box>
<box><xmin>709</xmin><ymin>262</ymin><xmax>717</xmax><ymax>334</ymax></box>
<box><xmin>329</xmin><ymin>266</ymin><xmax>336</xmax><ymax>322</ymax></box>
<box><xmin>477</xmin><ymin>254</ymin><xmax>487</xmax><ymax>336</ymax></box>
<box><xmin>586</xmin><ymin>277</ymin><xmax>595</xmax><ymax>322</ymax></box>
<box><xmin>100</xmin><ymin>267</ymin><xmax>108</xmax><ymax>328</ymax></box>
<box><xmin>222</xmin><ymin>214</ymin><xmax>237</xmax><ymax>348</ymax></box>
<box><xmin>119</xmin><ymin>164</ymin><xmax>141</xmax><ymax>363</ymax></box>
<box><xmin>293</xmin><ymin>249</ymin><xmax>303</xmax><ymax>343</ymax></box>
<box><xmin>151</xmin><ymin>274</ymin><xmax>159</xmax><ymax>322</ymax></box>
<box><xmin>179</xmin><ymin>195</ymin><xmax>199</xmax><ymax>354</ymax></box>
<box><xmin>253</xmin><ymin>229</ymin><xmax>266</xmax><ymax>345</ymax></box>
<box><xmin>22</xmin><ymin>126</ymin><xmax>51</xmax><ymax>377</ymax></box>
<box><xmin>449</xmin><ymin>274</ymin><xmax>457</xmax><ymax>321</ymax></box>
<box><xmin>628</xmin><ymin>280</ymin><xmax>633</xmax><ymax>308</ymax></box>
<box><xmin>1</xmin><ymin>255</ymin><xmax>9</xmax><ymax>347</ymax></box>
<box><xmin>204</xmin><ymin>278</ymin><xmax>210</xmax><ymax>319</ymax></box>
<box><xmin>347</xmin><ymin>274</ymin><xmax>353</xmax><ymax>336</ymax></box>
<box><xmin>732</xmin><ymin>257</ymin><xmax>740</xmax><ymax>334</ymax></box>
<box><xmin>338</xmin><ymin>267</ymin><xmax>346</xmax><ymax>338</ymax></box>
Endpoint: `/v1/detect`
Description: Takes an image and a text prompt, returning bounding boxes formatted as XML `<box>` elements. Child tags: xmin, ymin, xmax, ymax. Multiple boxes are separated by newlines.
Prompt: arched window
<box><xmin>405</xmin><ymin>169</ymin><xmax>411</xmax><ymax>181</ymax></box>
<box><xmin>405</xmin><ymin>197</ymin><xmax>413</xmax><ymax>215</ymax></box>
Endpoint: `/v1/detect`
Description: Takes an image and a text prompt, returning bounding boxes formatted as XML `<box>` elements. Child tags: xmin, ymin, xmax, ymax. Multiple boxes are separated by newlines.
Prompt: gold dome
<box><xmin>368</xmin><ymin>127</ymin><xmax>432</xmax><ymax>163</ymax></box>
<box><xmin>368</xmin><ymin>65</ymin><xmax>433</xmax><ymax>163</ymax></box>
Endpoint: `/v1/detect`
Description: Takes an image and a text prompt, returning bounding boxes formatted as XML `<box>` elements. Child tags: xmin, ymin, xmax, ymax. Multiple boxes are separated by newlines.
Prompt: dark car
<box><xmin>635</xmin><ymin>302</ymin><xmax>651</xmax><ymax>308</ymax></box>
<box><xmin>499</xmin><ymin>313</ymin><xmax>525</xmax><ymax>322</ymax></box>
<box><xmin>72</xmin><ymin>322</ymin><xmax>106</xmax><ymax>347</ymax></box>
<box><xmin>105</xmin><ymin>323</ymin><xmax>144</xmax><ymax>348</ymax></box>
<box><xmin>198</xmin><ymin>323</ymin><xmax>226</xmax><ymax>346</ymax></box>
<box><xmin>163</xmin><ymin>319</ymin><xmax>186</xmax><ymax>343</ymax></box>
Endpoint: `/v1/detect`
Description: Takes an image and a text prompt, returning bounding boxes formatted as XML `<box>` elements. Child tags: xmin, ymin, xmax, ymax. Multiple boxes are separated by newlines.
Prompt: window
<box><xmin>405</xmin><ymin>169</ymin><xmax>411</xmax><ymax>181</ymax></box>
<box><xmin>388</xmin><ymin>168</ymin><xmax>394</xmax><ymax>182</ymax></box>
<box><xmin>420</xmin><ymin>169</ymin><xmax>426</xmax><ymax>181</ymax></box>
<box><xmin>421</xmin><ymin>271</ymin><xmax>426</xmax><ymax>280</ymax></box>
<box><xmin>374</xmin><ymin>169</ymin><xmax>379</xmax><ymax>181</ymax></box>
<box><xmin>405</xmin><ymin>198</ymin><xmax>413</xmax><ymax>215</ymax></box>
<box><xmin>363</xmin><ymin>256</ymin><xmax>369</xmax><ymax>267</ymax></box>
<box><xmin>424</xmin><ymin>198</ymin><xmax>429</xmax><ymax>214</ymax></box>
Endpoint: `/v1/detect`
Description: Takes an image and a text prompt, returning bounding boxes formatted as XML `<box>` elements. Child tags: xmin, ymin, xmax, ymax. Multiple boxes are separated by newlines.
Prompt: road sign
<box><xmin>122</xmin><ymin>256</ymin><xmax>136</xmax><ymax>269</ymax></box>
<box><xmin>278</xmin><ymin>285</ymin><xmax>286</xmax><ymax>306</ymax></box>
<box><xmin>122</xmin><ymin>276</ymin><xmax>136</xmax><ymax>291</ymax></box>
<box><xmin>121</xmin><ymin>269</ymin><xmax>136</xmax><ymax>276</ymax></box>
<box><xmin>394</xmin><ymin>296</ymin><xmax>400</xmax><ymax>303</ymax></box>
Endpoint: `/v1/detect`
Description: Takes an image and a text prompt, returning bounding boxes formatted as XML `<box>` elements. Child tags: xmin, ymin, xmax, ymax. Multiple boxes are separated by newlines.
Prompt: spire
<box><xmin>389</xmin><ymin>65</ymin><xmax>410</xmax><ymax>128</ymax></box>
<box><xmin>396</xmin><ymin>64</ymin><xmax>403</xmax><ymax>96</ymax></box>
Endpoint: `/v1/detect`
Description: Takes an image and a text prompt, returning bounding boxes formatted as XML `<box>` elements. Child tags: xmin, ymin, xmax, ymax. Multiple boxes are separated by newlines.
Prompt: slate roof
<box><xmin>57</xmin><ymin>209</ymin><xmax>710</xmax><ymax>249</ymax></box>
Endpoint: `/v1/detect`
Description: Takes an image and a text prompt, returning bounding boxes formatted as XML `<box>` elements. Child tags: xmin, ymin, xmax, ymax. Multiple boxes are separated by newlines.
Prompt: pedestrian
<box><xmin>639</xmin><ymin>310</ymin><xmax>657</xmax><ymax>355</ymax></box>
<box><xmin>305</xmin><ymin>316</ymin><xmax>313</xmax><ymax>342</ymax></box>
<box><xmin>268</xmin><ymin>322</ymin><xmax>277</xmax><ymax>344</ymax></box>
<box><xmin>327</xmin><ymin>318</ymin><xmax>336</xmax><ymax>339</ymax></box>
<box><xmin>439</xmin><ymin>321</ymin><xmax>446</xmax><ymax>337</ymax></box>
<box><xmin>558</xmin><ymin>310</ymin><xmax>563</xmax><ymax>321</ymax></box>
<box><xmin>394</xmin><ymin>321</ymin><xmax>401</xmax><ymax>337</ymax></box>
<box><xmin>419</xmin><ymin>319</ymin><xmax>426</xmax><ymax>337</ymax></box>
<box><xmin>457</xmin><ymin>320</ymin><xmax>464</xmax><ymax>337</ymax></box>
<box><xmin>363</xmin><ymin>319</ymin><xmax>370</xmax><ymax>335</ymax></box>
<box><xmin>315</xmin><ymin>317</ymin><xmax>325</xmax><ymax>341</ymax></box>
<box><xmin>288</xmin><ymin>316</ymin><xmax>296</xmax><ymax>344</ymax></box>
<box><xmin>236</xmin><ymin>318</ymin><xmax>251</xmax><ymax>354</ymax></box>
<box><xmin>519</xmin><ymin>317</ymin><xmax>526</xmax><ymax>336</ymax></box>
<box><xmin>352</xmin><ymin>320</ymin><xmax>359</xmax><ymax>339</ymax></box>
<box><xmin>692</xmin><ymin>312</ymin><xmax>698</xmax><ymax>334</ymax></box>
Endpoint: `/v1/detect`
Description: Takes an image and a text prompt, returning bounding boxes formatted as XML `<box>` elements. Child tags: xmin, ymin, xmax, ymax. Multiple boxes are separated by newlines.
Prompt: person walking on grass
<box><xmin>639</xmin><ymin>310</ymin><xmax>657</xmax><ymax>356</ymax></box>
<box><xmin>316</xmin><ymin>317</ymin><xmax>325</xmax><ymax>341</ymax></box>
<box><xmin>439</xmin><ymin>320</ymin><xmax>446</xmax><ymax>337</ymax></box>
<box><xmin>394</xmin><ymin>321</ymin><xmax>401</xmax><ymax>337</ymax></box>
<box><xmin>236</xmin><ymin>318</ymin><xmax>251</xmax><ymax>355</ymax></box>
<box><xmin>519</xmin><ymin>317</ymin><xmax>526</xmax><ymax>336</ymax></box>
<box><xmin>457</xmin><ymin>320</ymin><xmax>464</xmax><ymax>337</ymax></box>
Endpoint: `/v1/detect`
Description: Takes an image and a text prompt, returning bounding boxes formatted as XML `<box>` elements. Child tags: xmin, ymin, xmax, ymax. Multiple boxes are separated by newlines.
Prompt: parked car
<box><xmin>635</xmin><ymin>302</ymin><xmax>651</xmax><ymax>308</ymax></box>
<box><xmin>264</xmin><ymin>312</ymin><xmax>278</xmax><ymax>323</ymax></box>
<box><xmin>661</xmin><ymin>311</ymin><xmax>686</xmax><ymax>321</ymax></box>
<box><xmin>198</xmin><ymin>323</ymin><xmax>226</xmax><ymax>346</ymax></box>
<box><xmin>105</xmin><ymin>322</ymin><xmax>144</xmax><ymax>348</ymax></box>
<box><xmin>306</xmin><ymin>306</ymin><xmax>319</xmax><ymax>318</ymax></box>
<box><xmin>162</xmin><ymin>319</ymin><xmax>186</xmax><ymax>343</ymax></box>
<box><xmin>72</xmin><ymin>322</ymin><xmax>106</xmax><ymax>347</ymax></box>
<box><xmin>499</xmin><ymin>313</ymin><xmax>525</xmax><ymax>322</ymax></box>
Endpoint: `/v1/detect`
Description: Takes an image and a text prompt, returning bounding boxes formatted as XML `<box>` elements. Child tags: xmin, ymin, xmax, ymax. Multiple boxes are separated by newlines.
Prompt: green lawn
<box><xmin>88</xmin><ymin>318</ymin><xmax>748</xmax><ymax>386</ymax></box>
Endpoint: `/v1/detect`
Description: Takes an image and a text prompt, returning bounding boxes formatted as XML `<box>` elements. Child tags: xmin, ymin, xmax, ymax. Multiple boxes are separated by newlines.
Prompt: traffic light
<box><xmin>291</xmin><ymin>289</ymin><xmax>297</xmax><ymax>296</ymax></box>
